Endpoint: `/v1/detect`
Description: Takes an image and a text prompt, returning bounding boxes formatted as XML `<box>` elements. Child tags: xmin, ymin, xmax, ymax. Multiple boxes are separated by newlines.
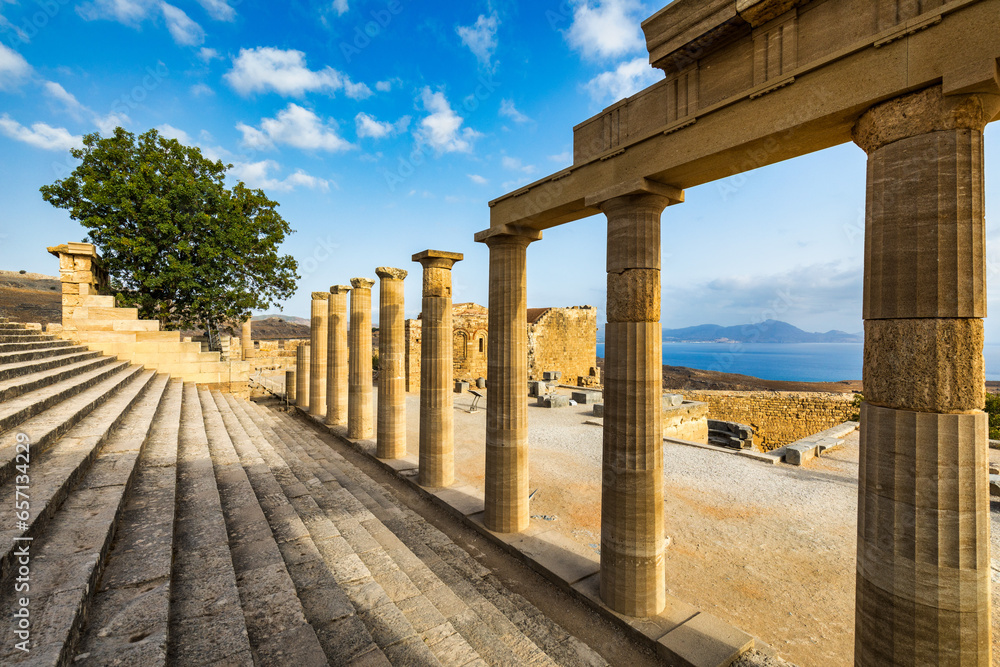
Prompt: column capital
<box><xmin>329</xmin><ymin>284</ymin><xmax>352</xmax><ymax>295</ymax></box>
<box><xmin>853</xmin><ymin>85</ymin><xmax>1000</xmax><ymax>154</ymax></box>
<box><xmin>350</xmin><ymin>277</ymin><xmax>375</xmax><ymax>290</ymax></box>
<box><xmin>311</xmin><ymin>291</ymin><xmax>331</xmax><ymax>301</ymax></box>
<box><xmin>474</xmin><ymin>224</ymin><xmax>542</xmax><ymax>246</ymax></box>
<box><xmin>375</xmin><ymin>266</ymin><xmax>408</xmax><ymax>281</ymax></box>
<box><xmin>584</xmin><ymin>177</ymin><xmax>684</xmax><ymax>209</ymax></box>
<box><xmin>412</xmin><ymin>249</ymin><xmax>463</xmax><ymax>271</ymax></box>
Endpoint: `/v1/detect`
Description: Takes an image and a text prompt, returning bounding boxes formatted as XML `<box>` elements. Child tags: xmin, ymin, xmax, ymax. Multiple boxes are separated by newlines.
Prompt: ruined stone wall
<box><xmin>452</xmin><ymin>303</ymin><xmax>488</xmax><ymax>382</ymax></box>
<box><xmin>405</xmin><ymin>319</ymin><xmax>421</xmax><ymax>392</ymax></box>
<box><xmin>527</xmin><ymin>306</ymin><xmax>597</xmax><ymax>382</ymax></box>
<box><xmin>663</xmin><ymin>401</ymin><xmax>709</xmax><ymax>444</ymax></box>
<box><xmin>675</xmin><ymin>390</ymin><xmax>857</xmax><ymax>451</ymax></box>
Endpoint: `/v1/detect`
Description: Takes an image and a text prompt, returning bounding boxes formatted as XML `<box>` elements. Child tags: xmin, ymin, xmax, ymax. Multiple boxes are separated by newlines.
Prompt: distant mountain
<box><xmin>253</xmin><ymin>313</ymin><xmax>309</xmax><ymax>326</ymax></box>
<box><xmin>661</xmin><ymin>320</ymin><xmax>862</xmax><ymax>344</ymax></box>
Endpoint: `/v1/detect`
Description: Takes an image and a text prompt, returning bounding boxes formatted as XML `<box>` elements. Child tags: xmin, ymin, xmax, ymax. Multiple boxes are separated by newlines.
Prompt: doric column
<box><xmin>309</xmin><ymin>292</ymin><xmax>330</xmax><ymax>418</ymax></box>
<box><xmin>348</xmin><ymin>278</ymin><xmax>375</xmax><ymax>440</ymax></box>
<box><xmin>852</xmin><ymin>86</ymin><xmax>998</xmax><ymax>666</ymax></box>
<box><xmin>376</xmin><ymin>267</ymin><xmax>408</xmax><ymax>459</ymax></box>
<box><xmin>295</xmin><ymin>344</ymin><xmax>310</xmax><ymax>409</ymax></box>
<box><xmin>326</xmin><ymin>285</ymin><xmax>351</xmax><ymax>426</ymax></box>
<box><xmin>412</xmin><ymin>250</ymin><xmax>463</xmax><ymax>488</ymax></box>
<box><xmin>587</xmin><ymin>179</ymin><xmax>682</xmax><ymax>617</ymax></box>
<box><xmin>285</xmin><ymin>370</ymin><xmax>296</xmax><ymax>403</ymax></box>
<box><xmin>474</xmin><ymin>225</ymin><xmax>542</xmax><ymax>533</ymax></box>
<box><xmin>241</xmin><ymin>318</ymin><xmax>253</xmax><ymax>360</ymax></box>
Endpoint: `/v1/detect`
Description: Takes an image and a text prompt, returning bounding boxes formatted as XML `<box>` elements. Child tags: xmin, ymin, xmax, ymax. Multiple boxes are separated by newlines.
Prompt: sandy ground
<box><xmin>265</xmin><ymin>373</ymin><xmax>1000</xmax><ymax>667</ymax></box>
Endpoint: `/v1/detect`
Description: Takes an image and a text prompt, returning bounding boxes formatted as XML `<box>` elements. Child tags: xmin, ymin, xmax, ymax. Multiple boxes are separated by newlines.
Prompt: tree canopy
<box><xmin>40</xmin><ymin>127</ymin><xmax>298</xmax><ymax>331</ymax></box>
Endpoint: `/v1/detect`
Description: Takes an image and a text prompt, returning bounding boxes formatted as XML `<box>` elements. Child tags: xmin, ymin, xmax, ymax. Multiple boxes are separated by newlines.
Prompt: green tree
<box><xmin>40</xmin><ymin>127</ymin><xmax>298</xmax><ymax>331</ymax></box>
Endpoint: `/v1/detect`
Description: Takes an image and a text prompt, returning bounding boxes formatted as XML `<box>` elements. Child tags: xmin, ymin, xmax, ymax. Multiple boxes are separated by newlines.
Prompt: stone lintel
<box><xmin>584</xmin><ymin>178</ymin><xmax>684</xmax><ymax>209</ymax></box>
<box><xmin>473</xmin><ymin>224</ymin><xmax>543</xmax><ymax>244</ymax></box>
<box><xmin>412</xmin><ymin>250</ymin><xmax>463</xmax><ymax>271</ymax></box>
<box><xmin>942</xmin><ymin>58</ymin><xmax>1000</xmax><ymax>97</ymax></box>
<box><xmin>329</xmin><ymin>284</ymin><xmax>352</xmax><ymax>294</ymax></box>
<box><xmin>375</xmin><ymin>267</ymin><xmax>408</xmax><ymax>281</ymax></box>
<box><xmin>47</xmin><ymin>242</ymin><xmax>99</xmax><ymax>258</ymax></box>
<box><xmin>311</xmin><ymin>291</ymin><xmax>331</xmax><ymax>301</ymax></box>
<box><xmin>350</xmin><ymin>277</ymin><xmax>375</xmax><ymax>290</ymax></box>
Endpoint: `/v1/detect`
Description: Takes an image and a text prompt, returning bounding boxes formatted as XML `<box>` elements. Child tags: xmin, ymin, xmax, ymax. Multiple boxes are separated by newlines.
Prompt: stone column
<box><xmin>348</xmin><ymin>278</ymin><xmax>375</xmax><ymax>440</ymax></box>
<box><xmin>851</xmin><ymin>86</ymin><xmax>997</xmax><ymax>666</ymax></box>
<box><xmin>412</xmin><ymin>250</ymin><xmax>463</xmax><ymax>488</ymax></box>
<box><xmin>376</xmin><ymin>268</ymin><xmax>408</xmax><ymax>459</ymax></box>
<box><xmin>241</xmin><ymin>318</ymin><xmax>253</xmax><ymax>360</ymax></box>
<box><xmin>326</xmin><ymin>285</ymin><xmax>351</xmax><ymax>426</ymax></box>
<box><xmin>295</xmin><ymin>344</ymin><xmax>310</xmax><ymax>409</ymax></box>
<box><xmin>474</xmin><ymin>226</ymin><xmax>541</xmax><ymax>533</ymax></box>
<box><xmin>309</xmin><ymin>292</ymin><xmax>330</xmax><ymax>419</ymax></box>
<box><xmin>589</xmin><ymin>180</ymin><xmax>682</xmax><ymax>618</ymax></box>
<box><xmin>285</xmin><ymin>370</ymin><xmax>296</xmax><ymax>403</ymax></box>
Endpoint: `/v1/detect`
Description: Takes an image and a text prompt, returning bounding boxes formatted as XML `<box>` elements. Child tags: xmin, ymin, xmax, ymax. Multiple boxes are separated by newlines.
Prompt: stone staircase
<box><xmin>0</xmin><ymin>319</ymin><xmax>609</xmax><ymax>666</ymax></box>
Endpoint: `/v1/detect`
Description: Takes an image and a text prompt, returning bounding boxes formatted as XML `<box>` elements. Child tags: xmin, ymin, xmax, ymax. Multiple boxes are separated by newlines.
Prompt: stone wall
<box><xmin>405</xmin><ymin>319</ymin><xmax>421</xmax><ymax>392</ymax></box>
<box><xmin>675</xmin><ymin>390</ymin><xmax>857</xmax><ymax>451</ymax></box>
<box><xmin>663</xmin><ymin>401</ymin><xmax>709</xmax><ymax>444</ymax></box>
<box><xmin>526</xmin><ymin>306</ymin><xmax>597</xmax><ymax>383</ymax></box>
<box><xmin>452</xmin><ymin>303</ymin><xmax>488</xmax><ymax>381</ymax></box>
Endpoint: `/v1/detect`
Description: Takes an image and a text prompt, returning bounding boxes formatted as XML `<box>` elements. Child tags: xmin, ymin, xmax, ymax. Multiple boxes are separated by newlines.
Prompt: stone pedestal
<box><xmin>309</xmin><ymin>292</ymin><xmax>330</xmax><ymax>419</ymax></box>
<box><xmin>348</xmin><ymin>278</ymin><xmax>375</xmax><ymax>440</ymax></box>
<box><xmin>597</xmin><ymin>188</ymin><xmax>680</xmax><ymax>617</ymax></box>
<box><xmin>376</xmin><ymin>268</ymin><xmax>408</xmax><ymax>459</ymax></box>
<box><xmin>852</xmin><ymin>85</ymin><xmax>998</xmax><ymax>666</ymax></box>
<box><xmin>475</xmin><ymin>226</ymin><xmax>541</xmax><ymax>533</ymax></box>
<box><xmin>413</xmin><ymin>250</ymin><xmax>463</xmax><ymax>488</ymax></box>
<box><xmin>295</xmin><ymin>344</ymin><xmax>310</xmax><ymax>409</ymax></box>
<box><xmin>241</xmin><ymin>319</ymin><xmax>253</xmax><ymax>360</ymax></box>
<box><xmin>285</xmin><ymin>370</ymin><xmax>296</xmax><ymax>403</ymax></box>
<box><xmin>327</xmin><ymin>286</ymin><xmax>351</xmax><ymax>426</ymax></box>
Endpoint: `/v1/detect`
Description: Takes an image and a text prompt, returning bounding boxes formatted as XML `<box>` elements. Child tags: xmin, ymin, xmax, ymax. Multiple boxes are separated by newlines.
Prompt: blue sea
<box><xmin>594</xmin><ymin>342</ymin><xmax>1000</xmax><ymax>383</ymax></box>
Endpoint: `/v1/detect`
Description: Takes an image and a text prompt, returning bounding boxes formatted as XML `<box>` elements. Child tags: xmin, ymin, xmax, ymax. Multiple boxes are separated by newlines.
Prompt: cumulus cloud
<box><xmin>157</xmin><ymin>123</ymin><xmax>192</xmax><ymax>144</ymax></box>
<box><xmin>190</xmin><ymin>82</ymin><xmax>214</xmax><ymax>96</ymax></box>
<box><xmin>237</xmin><ymin>103</ymin><xmax>352</xmax><ymax>152</ymax></box>
<box><xmin>585</xmin><ymin>57</ymin><xmax>660</xmax><ymax>102</ymax></box>
<box><xmin>196</xmin><ymin>0</ymin><xmax>235</xmax><ymax>21</ymax></box>
<box><xmin>160</xmin><ymin>3</ymin><xmax>204</xmax><ymax>46</ymax></box>
<box><xmin>198</xmin><ymin>47</ymin><xmax>220</xmax><ymax>62</ymax></box>
<box><xmin>332</xmin><ymin>0</ymin><xmax>348</xmax><ymax>16</ymax></box>
<box><xmin>94</xmin><ymin>111</ymin><xmax>130</xmax><ymax>134</ymax></box>
<box><xmin>77</xmin><ymin>0</ymin><xmax>154</xmax><ymax>25</ymax></box>
<box><xmin>501</xmin><ymin>155</ymin><xmax>536</xmax><ymax>174</ymax></box>
<box><xmin>467</xmin><ymin>174</ymin><xmax>488</xmax><ymax>185</ymax></box>
<box><xmin>0</xmin><ymin>114</ymin><xmax>82</xmax><ymax>151</ymax></box>
<box><xmin>414</xmin><ymin>87</ymin><xmax>480</xmax><ymax>154</ymax></box>
<box><xmin>375</xmin><ymin>80</ymin><xmax>392</xmax><ymax>92</ymax></box>
<box><xmin>499</xmin><ymin>99</ymin><xmax>530</xmax><ymax>124</ymax></box>
<box><xmin>566</xmin><ymin>0</ymin><xmax>646</xmax><ymax>60</ymax></box>
<box><xmin>355</xmin><ymin>112</ymin><xmax>409</xmax><ymax>139</ymax></box>
<box><xmin>0</xmin><ymin>43</ymin><xmax>30</xmax><ymax>90</ymax></box>
<box><xmin>225</xmin><ymin>46</ymin><xmax>371</xmax><ymax>98</ymax></box>
<box><xmin>230</xmin><ymin>159</ymin><xmax>330</xmax><ymax>192</ymax></box>
<box><xmin>456</xmin><ymin>12</ymin><xmax>499</xmax><ymax>71</ymax></box>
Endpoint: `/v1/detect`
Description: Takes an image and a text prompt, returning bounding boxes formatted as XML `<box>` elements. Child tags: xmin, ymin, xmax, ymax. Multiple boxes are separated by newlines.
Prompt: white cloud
<box><xmin>355</xmin><ymin>112</ymin><xmax>409</xmax><ymax>139</ymax></box>
<box><xmin>161</xmin><ymin>3</ymin><xmax>204</xmax><ymax>46</ymax></box>
<box><xmin>196</xmin><ymin>0</ymin><xmax>235</xmax><ymax>21</ymax></box>
<box><xmin>225</xmin><ymin>46</ymin><xmax>371</xmax><ymax>98</ymax></box>
<box><xmin>0</xmin><ymin>43</ymin><xmax>30</xmax><ymax>90</ymax></box>
<box><xmin>0</xmin><ymin>1</ymin><xmax>29</xmax><ymax>44</ymax></box>
<box><xmin>332</xmin><ymin>0</ymin><xmax>348</xmax><ymax>16</ymax></box>
<box><xmin>237</xmin><ymin>103</ymin><xmax>352</xmax><ymax>152</ymax></box>
<box><xmin>375</xmin><ymin>80</ymin><xmax>392</xmax><ymax>92</ymax></box>
<box><xmin>499</xmin><ymin>99</ymin><xmax>529</xmax><ymax>123</ymax></box>
<box><xmin>502</xmin><ymin>155</ymin><xmax>536</xmax><ymax>174</ymax></box>
<box><xmin>549</xmin><ymin>151</ymin><xmax>572</xmax><ymax>163</ymax></box>
<box><xmin>43</xmin><ymin>82</ymin><xmax>86</xmax><ymax>116</ymax></box>
<box><xmin>190</xmin><ymin>82</ymin><xmax>214</xmax><ymax>96</ymax></box>
<box><xmin>157</xmin><ymin>123</ymin><xmax>191</xmax><ymax>144</ymax></box>
<box><xmin>467</xmin><ymin>174</ymin><xmax>488</xmax><ymax>185</ymax></box>
<box><xmin>585</xmin><ymin>57</ymin><xmax>660</xmax><ymax>102</ymax></box>
<box><xmin>230</xmin><ymin>159</ymin><xmax>330</xmax><ymax>192</ymax></box>
<box><xmin>77</xmin><ymin>0</ymin><xmax>155</xmax><ymax>25</ymax></box>
<box><xmin>457</xmin><ymin>12</ymin><xmax>499</xmax><ymax>71</ymax></box>
<box><xmin>415</xmin><ymin>87</ymin><xmax>481</xmax><ymax>154</ymax></box>
<box><xmin>0</xmin><ymin>114</ymin><xmax>82</xmax><ymax>151</ymax></box>
<box><xmin>198</xmin><ymin>47</ymin><xmax>220</xmax><ymax>62</ymax></box>
<box><xmin>94</xmin><ymin>111</ymin><xmax>129</xmax><ymax>134</ymax></box>
<box><xmin>41</xmin><ymin>80</ymin><xmax>129</xmax><ymax>134</ymax></box>
<box><xmin>566</xmin><ymin>0</ymin><xmax>646</xmax><ymax>60</ymax></box>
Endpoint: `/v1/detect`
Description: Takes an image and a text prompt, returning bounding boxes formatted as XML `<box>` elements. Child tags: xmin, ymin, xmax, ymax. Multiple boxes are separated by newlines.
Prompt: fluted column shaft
<box><xmin>327</xmin><ymin>286</ymin><xmax>351</xmax><ymax>425</ymax></box>
<box><xmin>309</xmin><ymin>292</ymin><xmax>330</xmax><ymax>418</ymax></box>
<box><xmin>600</xmin><ymin>192</ymin><xmax>671</xmax><ymax>618</ymax></box>
<box><xmin>241</xmin><ymin>319</ymin><xmax>253</xmax><ymax>360</ymax></box>
<box><xmin>482</xmin><ymin>233</ymin><xmax>535</xmax><ymax>533</ymax></box>
<box><xmin>348</xmin><ymin>278</ymin><xmax>375</xmax><ymax>439</ymax></box>
<box><xmin>852</xmin><ymin>85</ymin><xmax>998</xmax><ymax>666</ymax></box>
<box><xmin>285</xmin><ymin>370</ymin><xmax>296</xmax><ymax>403</ymax></box>
<box><xmin>413</xmin><ymin>250</ymin><xmax>463</xmax><ymax>488</ymax></box>
<box><xmin>295</xmin><ymin>344</ymin><xmax>310</xmax><ymax>409</ymax></box>
<box><xmin>376</xmin><ymin>268</ymin><xmax>408</xmax><ymax>459</ymax></box>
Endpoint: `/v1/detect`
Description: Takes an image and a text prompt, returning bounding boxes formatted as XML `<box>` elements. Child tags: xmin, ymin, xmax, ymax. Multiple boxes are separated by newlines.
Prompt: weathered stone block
<box><xmin>572</xmin><ymin>391</ymin><xmax>601</xmax><ymax>404</ymax></box>
<box><xmin>454</xmin><ymin>381</ymin><xmax>469</xmax><ymax>394</ymax></box>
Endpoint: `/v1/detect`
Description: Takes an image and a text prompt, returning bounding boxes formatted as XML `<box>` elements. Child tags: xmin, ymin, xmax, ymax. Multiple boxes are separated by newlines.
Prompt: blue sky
<box><xmin>0</xmin><ymin>0</ymin><xmax>998</xmax><ymax>340</ymax></box>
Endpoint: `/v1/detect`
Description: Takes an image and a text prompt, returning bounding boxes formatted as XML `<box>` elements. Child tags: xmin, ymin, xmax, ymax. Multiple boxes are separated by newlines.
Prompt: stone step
<box><xmin>0</xmin><ymin>339</ymin><xmax>73</xmax><ymax>355</ymax></box>
<box><xmin>196</xmin><ymin>388</ymin><xmax>328</xmax><ymax>665</ymax></box>
<box><xmin>0</xmin><ymin>323</ymin><xmax>27</xmax><ymax>330</ymax></box>
<box><xmin>166</xmin><ymin>383</ymin><xmax>254</xmax><ymax>665</ymax></box>
<box><xmin>220</xmin><ymin>393</ymin><xmax>428</xmax><ymax>664</ymax></box>
<box><xmin>0</xmin><ymin>334</ymin><xmax>52</xmax><ymax>344</ymax></box>
<box><xmin>0</xmin><ymin>360</ymin><xmax>133</xmax><ymax>434</ymax></box>
<box><xmin>0</xmin><ymin>372</ymin><xmax>167</xmax><ymax>665</ymax></box>
<box><xmin>74</xmin><ymin>379</ymin><xmax>183</xmax><ymax>666</ymax></box>
<box><xmin>0</xmin><ymin>354</ymin><xmax>115</xmax><ymax>403</ymax></box>
<box><xmin>0</xmin><ymin>368</ymin><xmax>154</xmax><ymax>584</ymax></box>
<box><xmin>0</xmin><ymin>364</ymin><xmax>146</xmax><ymax>489</ymax></box>
<box><xmin>0</xmin><ymin>348</ymin><xmax>102</xmax><ymax>383</ymax></box>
